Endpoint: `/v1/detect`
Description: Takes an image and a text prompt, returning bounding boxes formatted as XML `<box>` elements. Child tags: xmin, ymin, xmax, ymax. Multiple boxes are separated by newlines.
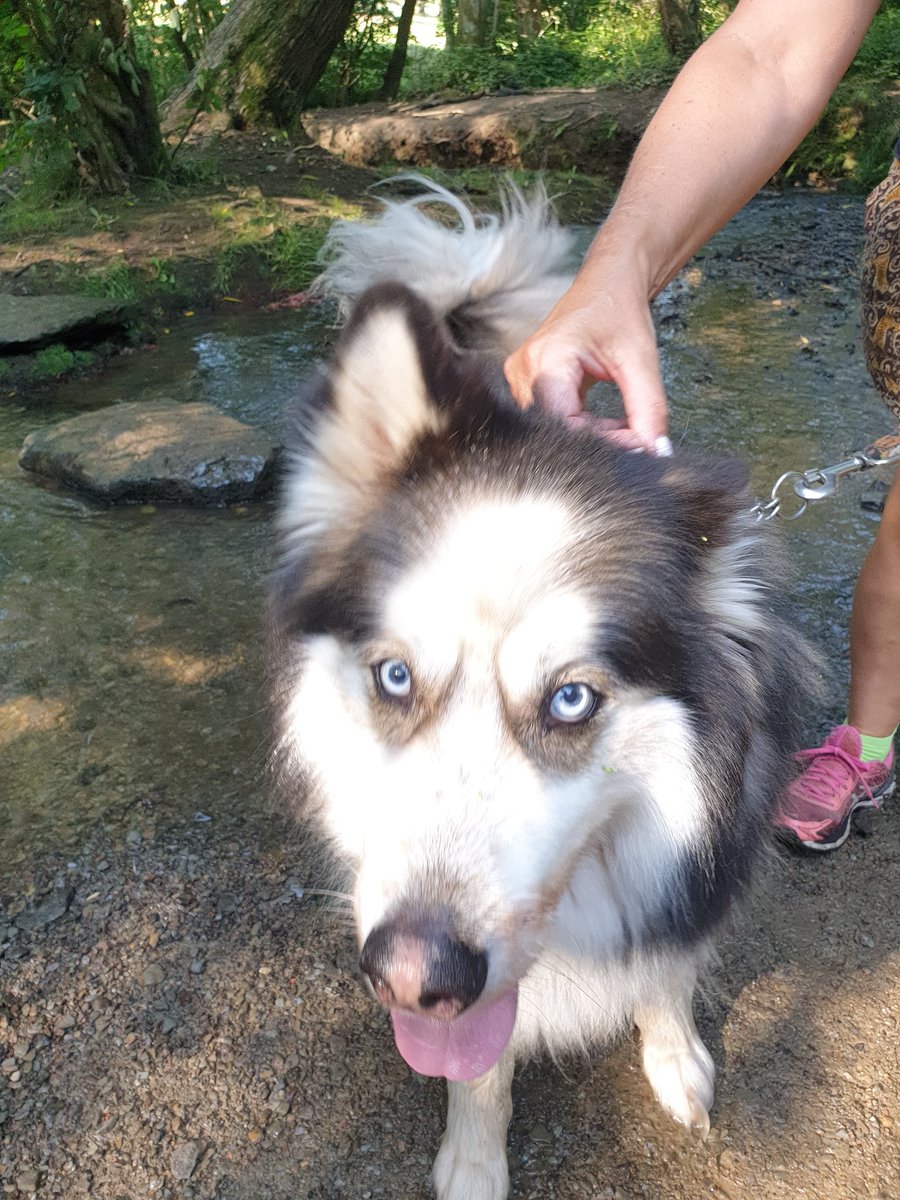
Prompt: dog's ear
<box><xmin>280</xmin><ymin>283</ymin><xmax>452</xmax><ymax>555</ymax></box>
<box><xmin>322</xmin><ymin>282</ymin><xmax>451</xmax><ymax>483</ymax></box>
<box><xmin>657</xmin><ymin>458</ymin><xmax>750</xmax><ymax>548</ymax></box>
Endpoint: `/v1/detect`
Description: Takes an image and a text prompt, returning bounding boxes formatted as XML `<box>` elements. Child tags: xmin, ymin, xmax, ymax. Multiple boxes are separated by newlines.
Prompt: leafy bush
<box><xmin>401</xmin><ymin>45</ymin><xmax>519</xmax><ymax>96</ymax></box>
<box><xmin>848</xmin><ymin>7</ymin><xmax>900</xmax><ymax>80</ymax></box>
<box><xmin>786</xmin><ymin>8</ymin><xmax>900</xmax><ymax>190</ymax></box>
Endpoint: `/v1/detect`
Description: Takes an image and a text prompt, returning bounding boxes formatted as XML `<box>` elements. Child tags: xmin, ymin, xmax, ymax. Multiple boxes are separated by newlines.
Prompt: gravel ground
<box><xmin>2</xmin><ymin>190</ymin><xmax>899</xmax><ymax>1200</ymax></box>
<box><xmin>2</xmin><ymin>817</ymin><xmax>898</xmax><ymax>1200</ymax></box>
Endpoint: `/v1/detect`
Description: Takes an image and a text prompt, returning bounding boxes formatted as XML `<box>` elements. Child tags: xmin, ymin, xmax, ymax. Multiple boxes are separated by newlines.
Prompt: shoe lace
<box><xmin>793</xmin><ymin>744</ymin><xmax>876</xmax><ymax>810</ymax></box>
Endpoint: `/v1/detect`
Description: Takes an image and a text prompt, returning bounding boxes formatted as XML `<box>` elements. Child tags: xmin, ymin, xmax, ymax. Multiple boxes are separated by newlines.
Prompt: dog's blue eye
<box><xmin>548</xmin><ymin>683</ymin><xmax>597</xmax><ymax>725</ymax></box>
<box><xmin>376</xmin><ymin>658</ymin><xmax>412</xmax><ymax>699</ymax></box>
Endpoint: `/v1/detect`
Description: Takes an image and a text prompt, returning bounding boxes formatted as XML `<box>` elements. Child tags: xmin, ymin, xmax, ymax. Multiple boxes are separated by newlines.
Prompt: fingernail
<box><xmin>654</xmin><ymin>436</ymin><xmax>673</xmax><ymax>458</ymax></box>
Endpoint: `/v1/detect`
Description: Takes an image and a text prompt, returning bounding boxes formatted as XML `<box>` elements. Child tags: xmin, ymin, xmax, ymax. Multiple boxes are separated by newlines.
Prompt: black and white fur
<box><xmin>269</xmin><ymin>180</ymin><xmax>811</xmax><ymax>1200</ymax></box>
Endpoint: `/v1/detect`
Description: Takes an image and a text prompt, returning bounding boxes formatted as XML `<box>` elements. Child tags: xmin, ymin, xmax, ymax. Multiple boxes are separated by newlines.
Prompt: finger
<box><xmin>598</xmin><ymin>425</ymin><xmax>648</xmax><ymax>450</ymax></box>
<box><xmin>503</xmin><ymin>349</ymin><xmax>536</xmax><ymax>410</ymax></box>
<box><xmin>531</xmin><ymin>366</ymin><xmax>585</xmax><ymax>421</ymax></box>
<box><xmin>614</xmin><ymin>347</ymin><xmax>669</xmax><ymax>454</ymax></box>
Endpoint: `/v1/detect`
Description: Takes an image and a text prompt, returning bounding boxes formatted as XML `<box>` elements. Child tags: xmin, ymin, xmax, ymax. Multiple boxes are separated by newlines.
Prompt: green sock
<box><xmin>857</xmin><ymin>727</ymin><xmax>898</xmax><ymax>764</ymax></box>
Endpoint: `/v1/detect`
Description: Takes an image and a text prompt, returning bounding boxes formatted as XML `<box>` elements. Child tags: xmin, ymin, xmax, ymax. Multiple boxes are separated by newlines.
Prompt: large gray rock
<box><xmin>0</xmin><ymin>294</ymin><xmax>135</xmax><ymax>351</ymax></box>
<box><xmin>19</xmin><ymin>401</ymin><xmax>279</xmax><ymax>505</ymax></box>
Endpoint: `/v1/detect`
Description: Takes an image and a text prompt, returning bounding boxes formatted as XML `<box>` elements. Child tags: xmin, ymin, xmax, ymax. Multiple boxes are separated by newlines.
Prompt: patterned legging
<box><xmin>862</xmin><ymin>152</ymin><xmax>900</xmax><ymax>421</ymax></box>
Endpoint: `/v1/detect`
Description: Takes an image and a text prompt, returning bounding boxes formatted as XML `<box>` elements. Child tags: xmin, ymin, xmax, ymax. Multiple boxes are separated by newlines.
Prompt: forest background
<box><xmin>1</xmin><ymin>0</ymin><xmax>899</xmax><ymax>383</ymax></box>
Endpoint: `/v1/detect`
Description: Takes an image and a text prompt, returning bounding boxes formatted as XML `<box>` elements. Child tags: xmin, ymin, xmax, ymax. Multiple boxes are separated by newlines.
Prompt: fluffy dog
<box><xmin>268</xmin><ymin>180</ymin><xmax>811</xmax><ymax>1199</ymax></box>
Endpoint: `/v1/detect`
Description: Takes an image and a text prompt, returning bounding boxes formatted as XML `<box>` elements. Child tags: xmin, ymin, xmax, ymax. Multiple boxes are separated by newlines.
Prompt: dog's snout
<box><xmin>360</xmin><ymin>920</ymin><xmax>488</xmax><ymax>1020</ymax></box>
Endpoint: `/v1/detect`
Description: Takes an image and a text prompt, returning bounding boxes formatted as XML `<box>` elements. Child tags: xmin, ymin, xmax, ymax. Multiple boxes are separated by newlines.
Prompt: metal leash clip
<box><xmin>750</xmin><ymin>434</ymin><xmax>900</xmax><ymax>523</ymax></box>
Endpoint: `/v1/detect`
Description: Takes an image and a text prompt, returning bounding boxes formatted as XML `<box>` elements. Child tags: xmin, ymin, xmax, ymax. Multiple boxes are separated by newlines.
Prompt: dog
<box><xmin>268</xmin><ymin>179</ymin><xmax>812</xmax><ymax>1200</ymax></box>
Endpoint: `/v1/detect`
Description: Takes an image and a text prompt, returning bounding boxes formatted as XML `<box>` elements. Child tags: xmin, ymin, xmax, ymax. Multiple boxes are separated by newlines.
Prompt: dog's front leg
<box><xmin>634</xmin><ymin>962</ymin><xmax>715</xmax><ymax>1137</ymax></box>
<box><xmin>431</xmin><ymin>1050</ymin><xmax>515</xmax><ymax>1200</ymax></box>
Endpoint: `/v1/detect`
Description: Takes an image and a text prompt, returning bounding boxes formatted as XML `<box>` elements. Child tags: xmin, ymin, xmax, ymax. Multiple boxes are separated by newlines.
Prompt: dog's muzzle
<box><xmin>360</xmin><ymin>917</ymin><xmax>488</xmax><ymax>1020</ymax></box>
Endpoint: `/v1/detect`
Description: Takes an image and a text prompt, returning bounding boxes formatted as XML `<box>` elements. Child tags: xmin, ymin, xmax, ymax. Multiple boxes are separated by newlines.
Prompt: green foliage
<box><xmin>33</xmin><ymin>343</ymin><xmax>76</xmax><ymax>376</ymax></box>
<box><xmin>312</xmin><ymin>3</ymin><xmax>682</xmax><ymax>103</ymax></box>
<box><xmin>129</xmin><ymin>0</ymin><xmax>227</xmax><ymax>102</ymax></box>
<box><xmin>785</xmin><ymin>8</ymin><xmax>900</xmax><ymax>191</ymax></box>
<box><xmin>0</xmin><ymin>125</ymin><xmax>92</xmax><ymax>234</ymax></box>
<box><xmin>307</xmin><ymin>0</ymin><xmax>395</xmax><ymax>106</ymax></box>
<box><xmin>847</xmin><ymin>7</ymin><xmax>900</xmax><ymax>80</ymax></box>
<box><xmin>82</xmin><ymin>261</ymin><xmax>141</xmax><ymax>302</ymax></box>
<box><xmin>264</xmin><ymin>223</ymin><xmax>329</xmax><ymax>290</ymax></box>
<box><xmin>30</xmin><ymin>343</ymin><xmax>95</xmax><ymax>379</ymax></box>
<box><xmin>148</xmin><ymin>256</ymin><xmax>179</xmax><ymax>289</ymax></box>
<box><xmin>1</xmin><ymin>0</ymin><xmax>167</xmax><ymax>195</ymax></box>
<box><xmin>0</xmin><ymin>1</ymin><xmax>28</xmax><ymax>113</ymax></box>
<box><xmin>214</xmin><ymin>219</ymin><xmax>330</xmax><ymax>294</ymax></box>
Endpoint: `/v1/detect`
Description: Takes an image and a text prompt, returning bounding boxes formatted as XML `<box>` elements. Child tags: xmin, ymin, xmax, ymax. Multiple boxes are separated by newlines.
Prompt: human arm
<box><xmin>504</xmin><ymin>0</ymin><xmax>881</xmax><ymax>451</ymax></box>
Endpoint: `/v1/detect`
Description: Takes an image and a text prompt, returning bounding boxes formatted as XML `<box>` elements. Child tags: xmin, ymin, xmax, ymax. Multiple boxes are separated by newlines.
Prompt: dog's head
<box><xmin>271</xmin><ymin>283</ymin><xmax>774</xmax><ymax>1078</ymax></box>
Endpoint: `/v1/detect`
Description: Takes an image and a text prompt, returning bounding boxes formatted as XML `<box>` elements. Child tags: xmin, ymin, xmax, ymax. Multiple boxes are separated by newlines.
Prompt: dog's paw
<box><xmin>431</xmin><ymin>1139</ymin><xmax>510</xmax><ymax>1200</ymax></box>
<box><xmin>642</xmin><ymin>1034</ymin><xmax>715</xmax><ymax>1138</ymax></box>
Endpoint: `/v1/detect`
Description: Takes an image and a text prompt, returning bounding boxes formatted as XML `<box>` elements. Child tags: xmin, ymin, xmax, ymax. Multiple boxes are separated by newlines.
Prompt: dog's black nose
<box><xmin>360</xmin><ymin>920</ymin><xmax>487</xmax><ymax>1020</ymax></box>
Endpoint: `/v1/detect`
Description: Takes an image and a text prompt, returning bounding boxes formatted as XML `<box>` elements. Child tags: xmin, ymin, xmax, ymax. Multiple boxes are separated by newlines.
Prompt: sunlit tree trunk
<box><xmin>514</xmin><ymin>1</ymin><xmax>543</xmax><ymax>40</ymax></box>
<box><xmin>456</xmin><ymin>0</ymin><xmax>491</xmax><ymax>46</ymax></box>
<box><xmin>657</xmin><ymin>0</ymin><xmax>702</xmax><ymax>60</ymax></box>
<box><xmin>163</xmin><ymin>0</ymin><xmax>357</xmax><ymax>131</ymax></box>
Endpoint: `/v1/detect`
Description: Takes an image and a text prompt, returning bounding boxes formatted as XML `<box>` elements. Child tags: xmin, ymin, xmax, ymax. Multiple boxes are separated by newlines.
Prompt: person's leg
<box><xmin>848</xmin><ymin>467</ymin><xmax>900</xmax><ymax>738</ymax></box>
<box><xmin>775</xmin><ymin>477</ymin><xmax>899</xmax><ymax>852</ymax></box>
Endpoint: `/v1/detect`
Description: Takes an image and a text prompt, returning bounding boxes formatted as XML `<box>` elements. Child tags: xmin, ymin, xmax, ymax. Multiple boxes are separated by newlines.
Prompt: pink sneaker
<box><xmin>775</xmin><ymin>725</ymin><xmax>895</xmax><ymax>852</ymax></box>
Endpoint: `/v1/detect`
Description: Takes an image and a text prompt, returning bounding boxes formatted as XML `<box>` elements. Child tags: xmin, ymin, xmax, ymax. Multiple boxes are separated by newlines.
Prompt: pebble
<box><xmin>142</xmin><ymin>964</ymin><xmax>165</xmax><ymax>987</ymax></box>
<box><xmin>529</xmin><ymin>1122</ymin><xmax>553</xmax><ymax>1145</ymax></box>
<box><xmin>170</xmin><ymin>1140</ymin><xmax>200</xmax><ymax>1180</ymax></box>
<box><xmin>15</xmin><ymin>887</ymin><xmax>74</xmax><ymax>931</ymax></box>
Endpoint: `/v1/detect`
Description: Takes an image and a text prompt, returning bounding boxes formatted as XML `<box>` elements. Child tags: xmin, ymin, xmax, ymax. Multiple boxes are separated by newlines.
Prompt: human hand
<box><xmin>504</xmin><ymin>281</ymin><xmax>672</xmax><ymax>456</ymax></box>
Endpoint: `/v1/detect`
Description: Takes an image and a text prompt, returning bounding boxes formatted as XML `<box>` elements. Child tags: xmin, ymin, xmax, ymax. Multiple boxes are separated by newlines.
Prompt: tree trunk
<box><xmin>162</xmin><ymin>0</ymin><xmax>196</xmax><ymax>71</ymax></box>
<box><xmin>456</xmin><ymin>0</ymin><xmax>491</xmax><ymax>47</ymax></box>
<box><xmin>13</xmin><ymin>0</ymin><xmax>166</xmax><ymax>191</ymax></box>
<box><xmin>656</xmin><ymin>0</ymin><xmax>702</xmax><ymax>60</ymax></box>
<box><xmin>440</xmin><ymin>0</ymin><xmax>457</xmax><ymax>48</ymax></box>
<box><xmin>378</xmin><ymin>0</ymin><xmax>418</xmax><ymax>101</ymax></box>
<box><xmin>514</xmin><ymin>1</ymin><xmax>543</xmax><ymax>40</ymax></box>
<box><xmin>162</xmin><ymin>0</ymin><xmax>357</xmax><ymax>132</ymax></box>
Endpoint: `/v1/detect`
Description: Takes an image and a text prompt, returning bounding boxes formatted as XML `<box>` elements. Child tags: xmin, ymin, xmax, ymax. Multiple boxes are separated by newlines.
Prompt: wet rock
<box><xmin>15</xmin><ymin>886</ymin><xmax>74</xmax><ymax>931</ymax></box>
<box><xmin>861</xmin><ymin>478</ymin><xmax>889</xmax><ymax>513</ymax></box>
<box><xmin>0</xmin><ymin>294</ymin><xmax>135</xmax><ymax>352</ymax></box>
<box><xmin>18</xmin><ymin>402</ymin><xmax>279</xmax><ymax>506</ymax></box>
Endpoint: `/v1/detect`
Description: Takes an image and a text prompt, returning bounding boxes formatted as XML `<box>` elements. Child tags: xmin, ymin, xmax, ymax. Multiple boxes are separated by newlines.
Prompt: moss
<box><xmin>32</xmin><ymin>344</ymin><xmax>77</xmax><ymax>378</ymax></box>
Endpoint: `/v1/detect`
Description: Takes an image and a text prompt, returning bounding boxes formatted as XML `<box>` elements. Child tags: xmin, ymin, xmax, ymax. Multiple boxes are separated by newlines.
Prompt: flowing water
<box><xmin>0</xmin><ymin>193</ymin><xmax>894</xmax><ymax>885</ymax></box>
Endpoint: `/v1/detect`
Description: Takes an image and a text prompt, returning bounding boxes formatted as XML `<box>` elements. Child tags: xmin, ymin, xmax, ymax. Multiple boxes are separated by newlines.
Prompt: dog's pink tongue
<box><xmin>390</xmin><ymin>989</ymin><xmax>518</xmax><ymax>1082</ymax></box>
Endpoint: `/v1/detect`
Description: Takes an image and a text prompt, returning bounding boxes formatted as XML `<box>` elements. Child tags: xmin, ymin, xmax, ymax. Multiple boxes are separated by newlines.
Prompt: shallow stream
<box><xmin>1</xmin><ymin>192</ymin><xmax>894</xmax><ymax>885</ymax></box>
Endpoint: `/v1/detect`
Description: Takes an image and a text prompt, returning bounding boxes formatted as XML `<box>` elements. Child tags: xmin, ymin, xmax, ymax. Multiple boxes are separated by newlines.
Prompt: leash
<box><xmin>750</xmin><ymin>434</ymin><xmax>900</xmax><ymax>523</ymax></box>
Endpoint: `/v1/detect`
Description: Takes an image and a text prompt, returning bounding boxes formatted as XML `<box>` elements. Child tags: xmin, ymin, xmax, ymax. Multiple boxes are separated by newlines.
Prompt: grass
<box><xmin>211</xmin><ymin>193</ymin><xmax>364</xmax><ymax>294</ymax></box>
<box><xmin>80</xmin><ymin>261</ymin><xmax>142</xmax><ymax>304</ymax></box>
